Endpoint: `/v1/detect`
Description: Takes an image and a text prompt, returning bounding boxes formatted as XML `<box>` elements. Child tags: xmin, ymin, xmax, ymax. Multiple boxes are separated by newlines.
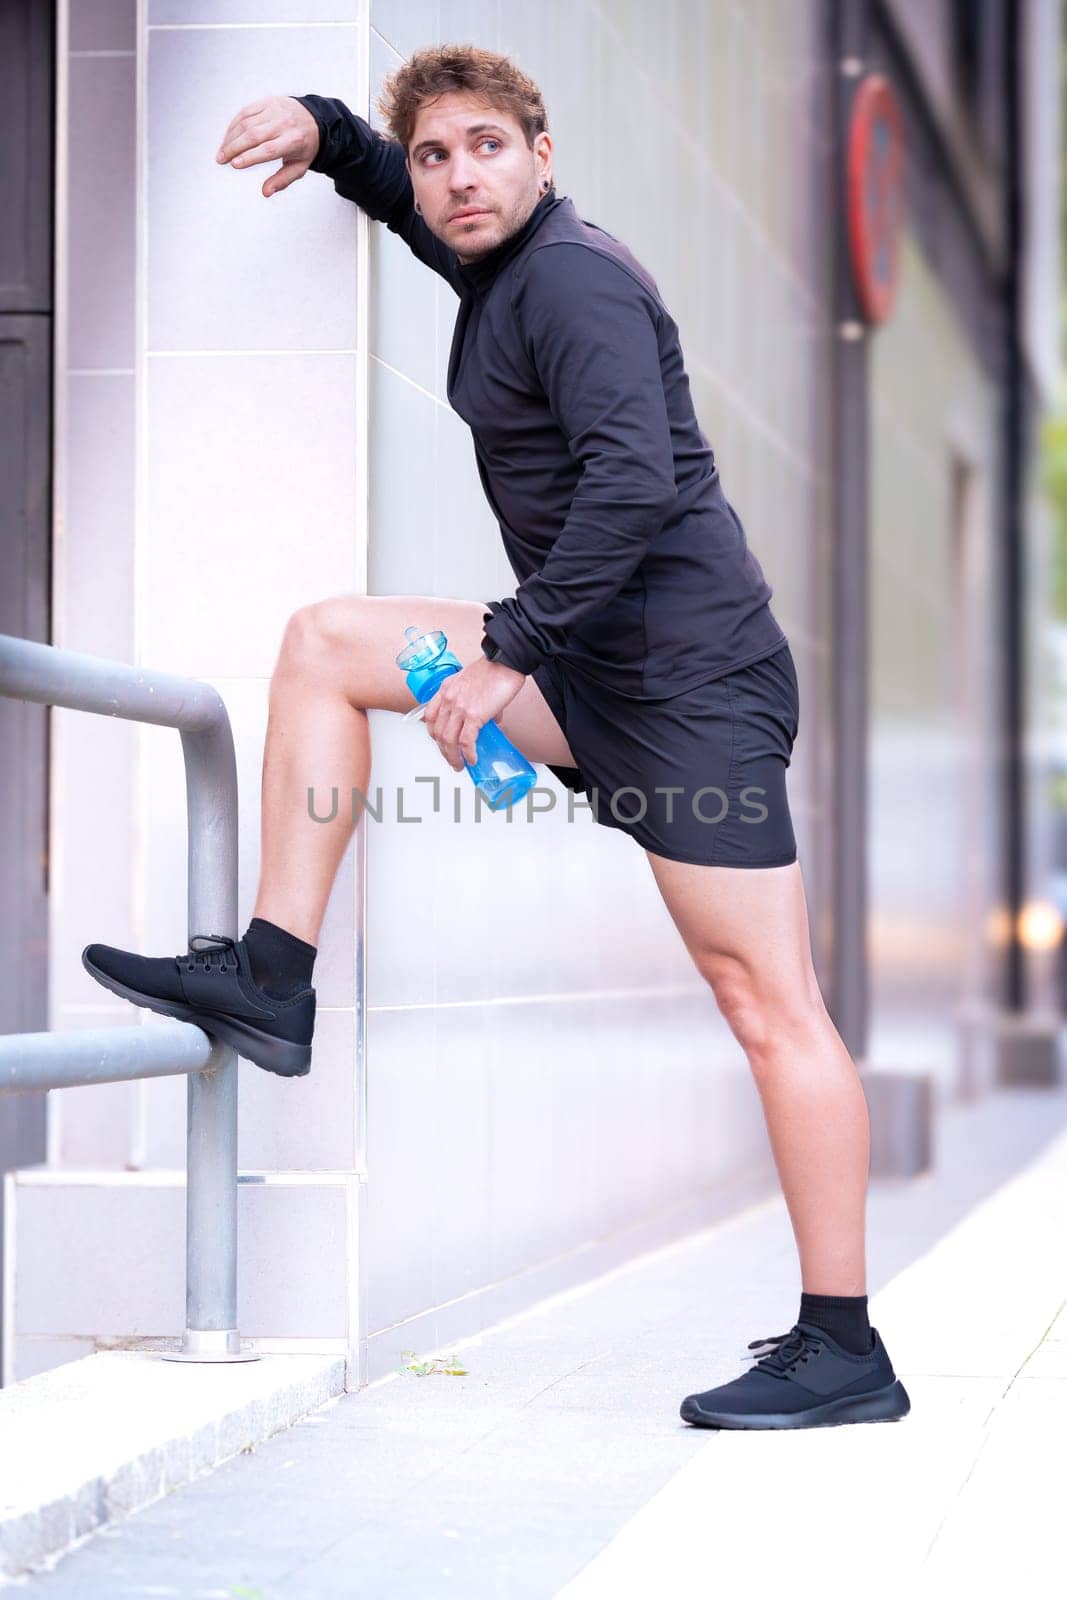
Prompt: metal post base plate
<box><xmin>160</xmin><ymin>1328</ymin><xmax>261</xmax><ymax>1363</ymax></box>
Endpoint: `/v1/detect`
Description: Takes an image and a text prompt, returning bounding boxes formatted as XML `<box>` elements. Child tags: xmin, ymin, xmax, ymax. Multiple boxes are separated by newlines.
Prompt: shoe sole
<box><xmin>81</xmin><ymin>950</ymin><xmax>312</xmax><ymax>1079</ymax></box>
<box><xmin>679</xmin><ymin>1377</ymin><xmax>911</xmax><ymax>1430</ymax></box>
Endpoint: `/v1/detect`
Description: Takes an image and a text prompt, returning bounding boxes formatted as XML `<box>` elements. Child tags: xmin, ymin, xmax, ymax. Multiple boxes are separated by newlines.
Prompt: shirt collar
<box><xmin>455</xmin><ymin>188</ymin><xmax>563</xmax><ymax>295</ymax></box>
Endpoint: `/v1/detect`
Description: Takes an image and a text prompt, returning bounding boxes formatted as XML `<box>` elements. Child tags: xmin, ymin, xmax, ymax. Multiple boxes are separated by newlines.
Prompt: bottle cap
<box><xmin>395</xmin><ymin>625</ymin><xmax>447</xmax><ymax>672</ymax></box>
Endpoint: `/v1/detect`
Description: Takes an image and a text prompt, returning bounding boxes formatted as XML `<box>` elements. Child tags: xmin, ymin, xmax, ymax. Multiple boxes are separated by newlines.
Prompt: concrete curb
<box><xmin>0</xmin><ymin>1350</ymin><xmax>345</xmax><ymax>1582</ymax></box>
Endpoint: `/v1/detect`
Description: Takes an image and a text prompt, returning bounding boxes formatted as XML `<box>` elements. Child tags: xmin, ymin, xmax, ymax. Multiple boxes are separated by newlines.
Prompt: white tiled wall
<box><xmin>27</xmin><ymin>1</ymin><xmax>828</xmax><ymax>1386</ymax></box>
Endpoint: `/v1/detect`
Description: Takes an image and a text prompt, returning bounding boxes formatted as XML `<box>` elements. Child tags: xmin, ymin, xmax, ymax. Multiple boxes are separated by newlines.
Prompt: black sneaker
<box><xmin>82</xmin><ymin>933</ymin><xmax>315</xmax><ymax>1079</ymax></box>
<box><xmin>679</xmin><ymin>1319</ymin><xmax>911</xmax><ymax>1430</ymax></box>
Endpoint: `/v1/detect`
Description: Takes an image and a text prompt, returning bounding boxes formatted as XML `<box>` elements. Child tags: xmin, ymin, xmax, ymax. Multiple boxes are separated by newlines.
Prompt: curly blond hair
<box><xmin>377</xmin><ymin>42</ymin><xmax>549</xmax><ymax>154</ymax></box>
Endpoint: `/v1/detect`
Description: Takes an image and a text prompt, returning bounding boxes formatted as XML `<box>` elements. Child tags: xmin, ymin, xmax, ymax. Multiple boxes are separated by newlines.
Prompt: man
<box><xmin>83</xmin><ymin>44</ymin><xmax>909</xmax><ymax>1432</ymax></box>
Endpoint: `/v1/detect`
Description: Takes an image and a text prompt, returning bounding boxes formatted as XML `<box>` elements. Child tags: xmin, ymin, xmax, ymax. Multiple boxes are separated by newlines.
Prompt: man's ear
<box><xmin>535</xmin><ymin>130</ymin><xmax>553</xmax><ymax>181</ymax></box>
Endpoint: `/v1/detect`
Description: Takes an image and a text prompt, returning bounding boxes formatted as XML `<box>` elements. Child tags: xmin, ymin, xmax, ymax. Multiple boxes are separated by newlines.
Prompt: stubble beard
<box><xmin>450</xmin><ymin>190</ymin><xmax>540</xmax><ymax>263</ymax></box>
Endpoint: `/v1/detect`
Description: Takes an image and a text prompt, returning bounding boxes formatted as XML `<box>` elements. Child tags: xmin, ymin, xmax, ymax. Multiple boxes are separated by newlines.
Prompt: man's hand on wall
<box><xmin>215</xmin><ymin>96</ymin><xmax>320</xmax><ymax>197</ymax></box>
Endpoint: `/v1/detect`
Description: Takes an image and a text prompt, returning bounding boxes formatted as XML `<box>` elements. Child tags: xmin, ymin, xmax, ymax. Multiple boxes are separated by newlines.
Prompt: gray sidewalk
<box><xmin>14</xmin><ymin>1080</ymin><xmax>1067</xmax><ymax>1598</ymax></box>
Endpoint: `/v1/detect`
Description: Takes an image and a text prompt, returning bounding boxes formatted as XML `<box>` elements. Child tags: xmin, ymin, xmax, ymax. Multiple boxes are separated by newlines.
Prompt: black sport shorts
<box><xmin>528</xmin><ymin>640</ymin><xmax>800</xmax><ymax>868</ymax></box>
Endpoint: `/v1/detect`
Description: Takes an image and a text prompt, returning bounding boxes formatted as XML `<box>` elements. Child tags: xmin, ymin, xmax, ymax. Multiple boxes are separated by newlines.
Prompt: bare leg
<box><xmin>252</xmin><ymin>594</ymin><xmax>577</xmax><ymax>947</ymax></box>
<box><xmin>645</xmin><ymin>853</ymin><xmax>869</xmax><ymax>1295</ymax></box>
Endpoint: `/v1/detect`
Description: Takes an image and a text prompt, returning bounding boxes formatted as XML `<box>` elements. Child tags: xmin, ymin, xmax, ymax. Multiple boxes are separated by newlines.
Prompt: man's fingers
<box><xmin>421</xmin><ymin>692</ymin><xmax>482</xmax><ymax>771</ymax></box>
<box><xmin>424</xmin><ymin>705</ymin><xmax>464</xmax><ymax>772</ymax></box>
<box><xmin>232</xmin><ymin>98</ymin><xmax>268</xmax><ymax>124</ymax></box>
<box><xmin>222</xmin><ymin>127</ymin><xmax>285</xmax><ymax>168</ymax></box>
<box><xmin>433</xmin><ymin>717</ymin><xmax>464</xmax><ymax>772</ymax></box>
<box><xmin>217</xmin><ymin>107</ymin><xmax>291</xmax><ymax>164</ymax></box>
<box><xmin>215</xmin><ymin>108</ymin><xmax>310</xmax><ymax>196</ymax></box>
<box><xmin>427</xmin><ymin>732</ymin><xmax>460</xmax><ymax>772</ymax></box>
<box><xmin>216</xmin><ymin>100</ymin><xmax>269</xmax><ymax>152</ymax></box>
<box><xmin>447</xmin><ymin>710</ymin><xmax>471</xmax><ymax>770</ymax></box>
<box><xmin>444</xmin><ymin>714</ymin><xmax>479</xmax><ymax>770</ymax></box>
<box><xmin>216</xmin><ymin>115</ymin><xmax>253</xmax><ymax>161</ymax></box>
<box><xmin>263</xmin><ymin>158</ymin><xmax>308</xmax><ymax>197</ymax></box>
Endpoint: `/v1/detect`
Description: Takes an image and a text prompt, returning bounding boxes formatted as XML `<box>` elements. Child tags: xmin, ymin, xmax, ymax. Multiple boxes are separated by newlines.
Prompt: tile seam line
<box><xmin>147</xmin><ymin>21</ymin><xmax>359</xmax><ymax>30</ymax></box>
<box><xmin>363</xmin><ymin>985</ymin><xmax>708</xmax><ymax>1012</ymax></box>
<box><xmin>145</xmin><ymin>349</ymin><xmax>360</xmax><ymax>357</ymax></box>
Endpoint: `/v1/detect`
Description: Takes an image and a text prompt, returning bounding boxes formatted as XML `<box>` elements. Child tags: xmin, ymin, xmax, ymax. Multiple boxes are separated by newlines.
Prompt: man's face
<box><xmin>406</xmin><ymin>91</ymin><xmax>552</xmax><ymax>264</ymax></box>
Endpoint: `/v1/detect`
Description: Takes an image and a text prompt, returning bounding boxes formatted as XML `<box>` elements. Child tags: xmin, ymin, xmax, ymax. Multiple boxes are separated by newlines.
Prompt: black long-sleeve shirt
<box><xmin>294</xmin><ymin>94</ymin><xmax>787</xmax><ymax>698</ymax></box>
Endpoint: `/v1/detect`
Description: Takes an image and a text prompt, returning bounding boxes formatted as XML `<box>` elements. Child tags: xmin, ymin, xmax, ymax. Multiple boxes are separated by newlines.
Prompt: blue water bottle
<box><xmin>395</xmin><ymin>625</ymin><xmax>538</xmax><ymax>812</ymax></box>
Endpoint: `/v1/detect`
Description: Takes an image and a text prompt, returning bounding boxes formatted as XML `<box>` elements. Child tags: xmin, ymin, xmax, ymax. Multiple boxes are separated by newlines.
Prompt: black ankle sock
<box><xmin>798</xmin><ymin>1292</ymin><xmax>872</xmax><ymax>1355</ymax></box>
<box><xmin>242</xmin><ymin>916</ymin><xmax>317</xmax><ymax>999</ymax></box>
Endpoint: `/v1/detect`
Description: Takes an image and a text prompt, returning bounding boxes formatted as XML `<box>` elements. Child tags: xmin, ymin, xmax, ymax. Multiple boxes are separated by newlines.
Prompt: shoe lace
<box><xmin>746</xmin><ymin>1330</ymin><xmax>789</xmax><ymax>1357</ymax></box>
<box><xmin>185</xmin><ymin>934</ymin><xmax>239</xmax><ymax>975</ymax></box>
<box><xmin>746</xmin><ymin>1323</ymin><xmax>823</xmax><ymax>1377</ymax></box>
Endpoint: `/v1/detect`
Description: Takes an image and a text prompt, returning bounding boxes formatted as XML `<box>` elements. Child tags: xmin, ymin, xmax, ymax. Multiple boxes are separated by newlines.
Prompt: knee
<box><xmin>274</xmin><ymin>599</ymin><xmax>354</xmax><ymax>683</ymax></box>
<box><xmin>701</xmin><ymin>955</ymin><xmax>770</xmax><ymax>1052</ymax></box>
<box><xmin>699</xmin><ymin>952</ymin><xmax>825</xmax><ymax>1058</ymax></box>
<box><xmin>281</xmin><ymin>601</ymin><xmax>334</xmax><ymax>657</ymax></box>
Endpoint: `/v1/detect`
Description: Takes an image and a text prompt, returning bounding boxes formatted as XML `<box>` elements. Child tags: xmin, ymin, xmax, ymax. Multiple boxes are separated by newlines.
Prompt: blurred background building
<box><xmin>0</xmin><ymin>0</ymin><xmax>1061</xmax><ymax>1389</ymax></box>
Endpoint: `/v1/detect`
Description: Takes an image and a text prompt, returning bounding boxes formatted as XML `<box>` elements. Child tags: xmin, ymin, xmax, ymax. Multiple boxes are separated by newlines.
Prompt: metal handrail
<box><xmin>0</xmin><ymin>633</ymin><xmax>257</xmax><ymax>1364</ymax></box>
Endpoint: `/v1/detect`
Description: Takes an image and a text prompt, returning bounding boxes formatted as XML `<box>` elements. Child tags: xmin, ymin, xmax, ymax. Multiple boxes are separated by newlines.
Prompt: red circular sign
<box><xmin>846</xmin><ymin>75</ymin><xmax>906</xmax><ymax>324</ymax></box>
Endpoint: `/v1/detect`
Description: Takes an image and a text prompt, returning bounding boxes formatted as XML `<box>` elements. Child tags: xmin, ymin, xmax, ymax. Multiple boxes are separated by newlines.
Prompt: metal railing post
<box><xmin>0</xmin><ymin>634</ymin><xmax>257</xmax><ymax>1363</ymax></box>
<box><xmin>164</xmin><ymin>714</ymin><xmax>250</xmax><ymax>1362</ymax></box>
